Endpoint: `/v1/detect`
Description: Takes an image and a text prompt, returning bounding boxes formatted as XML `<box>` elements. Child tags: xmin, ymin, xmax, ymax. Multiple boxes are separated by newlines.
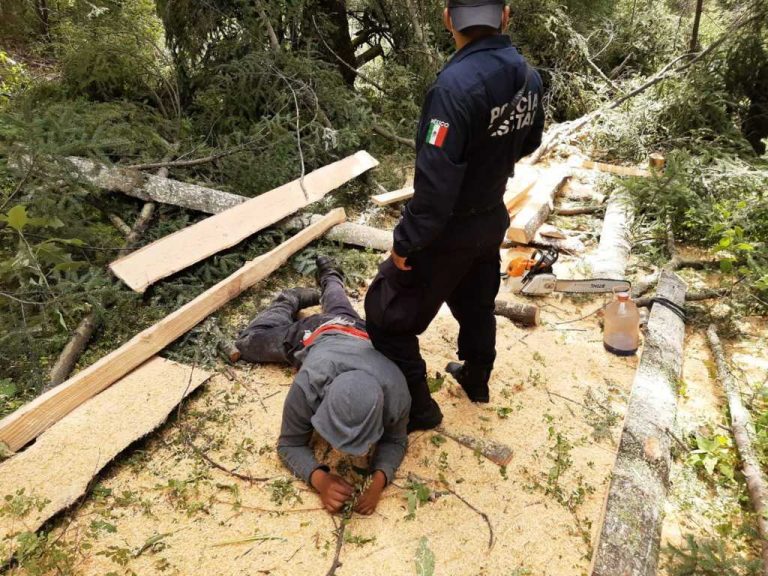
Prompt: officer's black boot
<box><xmin>406</xmin><ymin>381</ymin><xmax>444</xmax><ymax>433</ymax></box>
<box><xmin>315</xmin><ymin>255</ymin><xmax>345</xmax><ymax>288</ymax></box>
<box><xmin>446</xmin><ymin>362</ymin><xmax>491</xmax><ymax>403</ymax></box>
<box><xmin>277</xmin><ymin>287</ymin><xmax>321</xmax><ymax>310</ymax></box>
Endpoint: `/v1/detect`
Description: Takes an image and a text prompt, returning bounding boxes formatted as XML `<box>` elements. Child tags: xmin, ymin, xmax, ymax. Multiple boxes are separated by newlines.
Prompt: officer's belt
<box><xmin>451</xmin><ymin>201</ymin><xmax>504</xmax><ymax>218</ymax></box>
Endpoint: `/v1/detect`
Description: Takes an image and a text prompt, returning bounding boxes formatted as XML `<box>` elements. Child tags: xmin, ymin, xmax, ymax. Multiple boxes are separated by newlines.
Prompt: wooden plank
<box><xmin>109</xmin><ymin>151</ymin><xmax>377</xmax><ymax>292</ymax></box>
<box><xmin>371</xmin><ymin>186</ymin><xmax>414</xmax><ymax>206</ymax></box>
<box><xmin>590</xmin><ymin>270</ymin><xmax>688</xmax><ymax>576</ymax></box>
<box><xmin>67</xmin><ymin>156</ymin><xmax>248</xmax><ymax>214</ymax></box>
<box><xmin>371</xmin><ymin>164</ymin><xmax>538</xmax><ymax>209</ymax></box>
<box><xmin>569</xmin><ymin>156</ymin><xmax>651</xmax><ymax>178</ymax></box>
<box><xmin>0</xmin><ymin>357</ymin><xmax>212</xmax><ymax>561</ymax></box>
<box><xmin>506</xmin><ymin>167</ymin><xmax>571</xmax><ymax>244</ymax></box>
<box><xmin>503</xmin><ymin>165</ymin><xmax>539</xmax><ymax>212</ymax></box>
<box><xmin>0</xmin><ymin>209</ymin><xmax>346</xmax><ymax>453</ymax></box>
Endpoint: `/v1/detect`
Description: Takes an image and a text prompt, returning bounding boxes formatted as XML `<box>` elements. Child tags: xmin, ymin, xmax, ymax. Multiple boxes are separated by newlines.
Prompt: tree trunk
<box><xmin>689</xmin><ymin>0</ymin><xmax>704</xmax><ymax>53</ymax></box>
<box><xmin>314</xmin><ymin>0</ymin><xmax>358</xmax><ymax>86</ymax></box>
<box><xmin>707</xmin><ymin>326</ymin><xmax>768</xmax><ymax>576</ymax></box>
<box><xmin>494</xmin><ymin>298</ymin><xmax>541</xmax><ymax>327</ymax></box>
<box><xmin>590</xmin><ymin>191</ymin><xmax>634</xmax><ymax>280</ymax></box>
<box><xmin>590</xmin><ymin>270</ymin><xmax>688</xmax><ymax>576</ymax></box>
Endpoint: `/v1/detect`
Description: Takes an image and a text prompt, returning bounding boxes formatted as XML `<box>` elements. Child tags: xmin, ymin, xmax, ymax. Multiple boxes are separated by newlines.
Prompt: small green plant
<box><xmin>414</xmin><ymin>536</ymin><xmax>435</xmax><ymax>576</ymax></box>
<box><xmin>404</xmin><ymin>479</ymin><xmax>431</xmax><ymax>521</ymax></box>
<box><xmin>664</xmin><ymin>534</ymin><xmax>761</xmax><ymax>576</ymax></box>
<box><xmin>0</xmin><ymin>489</ymin><xmax>49</xmax><ymax>518</ymax></box>
<box><xmin>430</xmin><ymin>434</ymin><xmax>446</xmax><ymax>447</ymax></box>
<box><xmin>427</xmin><ymin>373</ymin><xmax>445</xmax><ymax>394</ymax></box>
<box><xmin>497</xmin><ymin>406</ymin><xmax>513</xmax><ymax>419</ymax></box>
<box><xmin>344</xmin><ymin>533</ymin><xmax>377</xmax><ymax>547</ymax></box>
<box><xmin>269</xmin><ymin>478</ymin><xmax>303</xmax><ymax>507</ymax></box>
<box><xmin>687</xmin><ymin>432</ymin><xmax>737</xmax><ymax>483</ymax></box>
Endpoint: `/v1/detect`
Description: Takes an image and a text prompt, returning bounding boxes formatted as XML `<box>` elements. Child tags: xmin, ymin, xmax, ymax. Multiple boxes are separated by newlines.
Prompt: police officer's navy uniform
<box><xmin>364</xmin><ymin>33</ymin><xmax>545</xmax><ymax>427</ymax></box>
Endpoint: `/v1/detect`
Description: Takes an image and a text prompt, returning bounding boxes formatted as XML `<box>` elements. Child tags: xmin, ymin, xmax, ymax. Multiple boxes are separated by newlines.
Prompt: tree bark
<box><xmin>66</xmin><ymin>156</ymin><xmax>248</xmax><ymax>214</ymax></box>
<box><xmin>282</xmin><ymin>214</ymin><xmax>392</xmax><ymax>252</ymax></box>
<box><xmin>255</xmin><ymin>0</ymin><xmax>280</xmax><ymax>52</ymax></box>
<box><xmin>590</xmin><ymin>270</ymin><xmax>688</xmax><ymax>576</ymax></box>
<box><xmin>45</xmin><ymin>314</ymin><xmax>99</xmax><ymax>391</ymax></box>
<box><xmin>707</xmin><ymin>325</ymin><xmax>768</xmax><ymax>576</ymax></box>
<box><xmin>314</xmin><ymin>0</ymin><xmax>358</xmax><ymax>86</ymax></box>
<box><xmin>590</xmin><ymin>190</ymin><xmax>634</xmax><ymax>280</ymax></box>
<box><xmin>690</xmin><ymin>0</ymin><xmax>705</xmax><ymax>53</ymax></box>
<box><xmin>494</xmin><ymin>298</ymin><xmax>541</xmax><ymax>327</ymax></box>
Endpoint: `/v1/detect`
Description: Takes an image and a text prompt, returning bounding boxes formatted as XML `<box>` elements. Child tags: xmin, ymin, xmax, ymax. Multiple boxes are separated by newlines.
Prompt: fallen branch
<box><xmin>372</xmin><ymin>125</ymin><xmax>416</xmax><ymax>150</ymax></box>
<box><xmin>436</xmin><ymin>427</ymin><xmax>513</xmax><ymax>467</ymax></box>
<box><xmin>634</xmin><ymin>288</ymin><xmax>729</xmax><ymax>308</ymax></box>
<box><xmin>408</xmin><ymin>473</ymin><xmax>494</xmax><ymax>550</ymax></box>
<box><xmin>325</xmin><ymin>516</ymin><xmax>348</xmax><ymax>576</ymax></box>
<box><xmin>529</xmin><ymin>8</ymin><xmax>763</xmax><ymax>164</ymax></box>
<box><xmin>554</xmin><ymin>204</ymin><xmax>604</xmax><ymax>216</ymax></box>
<box><xmin>707</xmin><ymin>326</ymin><xmax>768</xmax><ymax>575</ymax></box>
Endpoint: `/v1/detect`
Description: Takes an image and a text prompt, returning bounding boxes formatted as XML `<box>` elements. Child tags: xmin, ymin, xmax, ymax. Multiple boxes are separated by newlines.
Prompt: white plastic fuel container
<box><xmin>604</xmin><ymin>292</ymin><xmax>640</xmax><ymax>356</ymax></box>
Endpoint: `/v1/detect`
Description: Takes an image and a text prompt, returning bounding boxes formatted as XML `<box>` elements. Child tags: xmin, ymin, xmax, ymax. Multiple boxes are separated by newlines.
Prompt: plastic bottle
<box><xmin>604</xmin><ymin>292</ymin><xmax>640</xmax><ymax>356</ymax></box>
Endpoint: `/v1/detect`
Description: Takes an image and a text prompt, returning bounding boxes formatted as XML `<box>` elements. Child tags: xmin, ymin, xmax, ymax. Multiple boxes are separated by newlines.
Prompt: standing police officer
<box><xmin>365</xmin><ymin>0</ymin><xmax>545</xmax><ymax>431</ymax></box>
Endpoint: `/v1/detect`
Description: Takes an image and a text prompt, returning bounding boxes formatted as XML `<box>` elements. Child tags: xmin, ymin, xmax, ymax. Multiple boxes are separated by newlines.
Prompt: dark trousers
<box><xmin>236</xmin><ymin>276</ymin><xmax>363</xmax><ymax>366</ymax></box>
<box><xmin>364</xmin><ymin>246</ymin><xmax>501</xmax><ymax>416</ymax></box>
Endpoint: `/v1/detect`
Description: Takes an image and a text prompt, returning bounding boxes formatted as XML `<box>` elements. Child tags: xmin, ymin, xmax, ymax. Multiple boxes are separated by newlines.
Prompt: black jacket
<box><xmin>394</xmin><ymin>35</ymin><xmax>545</xmax><ymax>257</ymax></box>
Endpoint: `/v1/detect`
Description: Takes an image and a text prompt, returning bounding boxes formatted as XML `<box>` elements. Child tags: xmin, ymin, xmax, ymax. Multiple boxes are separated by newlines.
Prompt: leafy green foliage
<box><xmin>404</xmin><ymin>479</ymin><xmax>432</xmax><ymax>521</ymax></box>
<box><xmin>664</xmin><ymin>534</ymin><xmax>761</xmax><ymax>576</ymax></box>
<box><xmin>414</xmin><ymin>536</ymin><xmax>436</xmax><ymax>576</ymax></box>
<box><xmin>687</xmin><ymin>432</ymin><xmax>737</xmax><ymax>483</ymax></box>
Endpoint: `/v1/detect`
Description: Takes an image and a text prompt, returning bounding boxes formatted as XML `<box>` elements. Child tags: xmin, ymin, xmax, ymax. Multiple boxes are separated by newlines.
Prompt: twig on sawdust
<box><xmin>403</xmin><ymin>473</ymin><xmax>495</xmax><ymax>550</ymax></box>
<box><xmin>325</xmin><ymin>515</ymin><xmax>349</xmax><ymax>576</ymax></box>
<box><xmin>555</xmin><ymin>303</ymin><xmax>608</xmax><ymax>325</ymax></box>
<box><xmin>176</xmin><ymin>358</ymin><xmax>271</xmax><ymax>484</ymax></box>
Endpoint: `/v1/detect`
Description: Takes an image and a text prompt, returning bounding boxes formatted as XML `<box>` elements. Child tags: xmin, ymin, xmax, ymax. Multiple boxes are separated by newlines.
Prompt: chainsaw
<box><xmin>504</xmin><ymin>247</ymin><xmax>632</xmax><ymax>296</ymax></box>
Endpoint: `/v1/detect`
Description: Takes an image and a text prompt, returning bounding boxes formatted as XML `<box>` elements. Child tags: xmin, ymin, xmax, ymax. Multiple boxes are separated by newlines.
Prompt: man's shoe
<box><xmin>277</xmin><ymin>287</ymin><xmax>321</xmax><ymax>310</ymax></box>
<box><xmin>315</xmin><ymin>255</ymin><xmax>345</xmax><ymax>286</ymax></box>
<box><xmin>446</xmin><ymin>362</ymin><xmax>491</xmax><ymax>403</ymax></box>
<box><xmin>406</xmin><ymin>398</ymin><xmax>443</xmax><ymax>433</ymax></box>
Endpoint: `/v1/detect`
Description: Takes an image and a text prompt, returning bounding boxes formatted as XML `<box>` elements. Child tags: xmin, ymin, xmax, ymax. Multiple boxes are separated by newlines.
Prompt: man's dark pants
<box><xmin>364</xmin><ymin>244</ymin><xmax>501</xmax><ymax>419</ymax></box>
<box><xmin>236</xmin><ymin>275</ymin><xmax>363</xmax><ymax>366</ymax></box>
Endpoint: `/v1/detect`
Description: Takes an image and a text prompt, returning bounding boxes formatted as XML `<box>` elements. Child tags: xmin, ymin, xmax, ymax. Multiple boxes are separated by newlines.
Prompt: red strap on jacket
<box><xmin>302</xmin><ymin>324</ymin><xmax>370</xmax><ymax>348</ymax></box>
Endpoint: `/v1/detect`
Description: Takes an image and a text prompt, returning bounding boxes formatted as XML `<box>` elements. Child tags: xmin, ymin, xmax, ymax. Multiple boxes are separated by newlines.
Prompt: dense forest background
<box><xmin>0</xmin><ymin>0</ymin><xmax>767</xmax><ymax>429</ymax></box>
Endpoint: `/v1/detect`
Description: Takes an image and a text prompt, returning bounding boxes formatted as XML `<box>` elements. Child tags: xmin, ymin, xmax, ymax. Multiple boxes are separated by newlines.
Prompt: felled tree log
<box><xmin>66</xmin><ymin>156</ymin><xmax>247</xmax><ymax>214</ymax></box>
<box><xmin>707</xmin><ymin>326</ymin><xmax>768</xmax><ymax>575</ymax></box>
<box><xmin>45</xmin><ymin>314</ymin><xmax>99</xmax><ymax>391</ymax></box>
<box><xmin>590</xmin><ymin>190</ymin><xmax>633</xmax><ymax>280</ymax></box>
<box><xmin>494</xmin><ymin>298</ymin><xmax>540</xmax><ymax>327</ymax></box>
<box><xmin>591</xmin><ymin>270</ymin><xmax>687</xmax><ymax>576</ymax></box>
<box><xmin>283</xmin><ymin>214</ymin><xmax>392</xmax><ymax>252</ymax></box>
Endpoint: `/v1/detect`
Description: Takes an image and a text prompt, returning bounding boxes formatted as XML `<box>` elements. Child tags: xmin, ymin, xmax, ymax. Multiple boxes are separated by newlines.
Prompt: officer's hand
<box><xmin>311</xmin><ymin>469</ymin><xmax>354</xmax><ymax>513</ymax></box>
<box><xmin>391</xmin><ymin>250</ymin><xmax>412</xmax><ymax>271</ymax></box>
<box><xmin>355</xmin><ymin>470</ymin><xmax>387</xmax><ymax>515</ymax></box>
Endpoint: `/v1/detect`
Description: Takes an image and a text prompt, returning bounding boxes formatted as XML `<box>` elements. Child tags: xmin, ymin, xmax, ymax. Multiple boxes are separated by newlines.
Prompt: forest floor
<box><xmin>7</xmin><ymin>168</ymin><xmax>766</xmax><ymax>576</ymax></box>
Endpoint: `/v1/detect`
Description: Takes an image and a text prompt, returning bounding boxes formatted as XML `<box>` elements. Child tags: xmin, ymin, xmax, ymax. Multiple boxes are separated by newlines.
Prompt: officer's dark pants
<box><xmin>235</xmin><ymin>275</ymin><xmax>363</xmax><ymax>366</ymax></box>
<box><xmin>364</xmin><ymin>245</ymin><xmax>501</xmax><ymax>418</ymax></box>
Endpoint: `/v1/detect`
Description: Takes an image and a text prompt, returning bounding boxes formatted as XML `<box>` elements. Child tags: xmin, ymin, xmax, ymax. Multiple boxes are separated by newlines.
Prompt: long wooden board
<box><xmin>507</xmin><ymin>166</ymin><xmax>571</xmax><ymax>244</ymax></box>
<box><xmin>0</xmin><ymin>209</ymin><xmax>346</xmax><ymax>453</ymax></box>
<box><xmin>110</xmin><ymin>151</ymin><xmax>377</xmax><ymax>292</ymax></box>
<box><xmin>372</xmin><ymin>164</ymin><xmax>539</xmax><ymax>210</ymax></box>
<box><xmin>0</xmin><ymin>357</ymin><xmax>212</xmax><ymax>561</ymax></box>
<box><xmin>371</xmin><ymin>186</ymin><xmax>415</xmax><ymax>206</ymax></box>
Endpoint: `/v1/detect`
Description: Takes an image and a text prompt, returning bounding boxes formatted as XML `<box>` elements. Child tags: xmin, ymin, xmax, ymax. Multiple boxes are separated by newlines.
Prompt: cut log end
<box><xmin>494</xmin><ymin>299</ymin><xmax>540</xmax><ymax>327</ymax></box>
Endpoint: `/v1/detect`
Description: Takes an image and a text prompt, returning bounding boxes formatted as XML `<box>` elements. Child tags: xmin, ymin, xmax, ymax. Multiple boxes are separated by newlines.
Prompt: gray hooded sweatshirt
<box><xmin>277</xmin><ymin>330</ymin><xmax>410</xmax><ymax>484</ymax></box>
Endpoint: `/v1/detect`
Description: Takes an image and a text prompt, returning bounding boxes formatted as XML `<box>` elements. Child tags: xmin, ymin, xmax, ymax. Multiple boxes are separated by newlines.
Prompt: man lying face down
<box><xmin>235</xmin><ymin>256</ymin><xmax>410</xmax><ymax>514</ymax></box>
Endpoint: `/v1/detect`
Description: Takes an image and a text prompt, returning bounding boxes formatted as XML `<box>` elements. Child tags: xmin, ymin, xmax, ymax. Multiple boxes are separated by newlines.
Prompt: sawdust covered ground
<box><xmin>34</xmin><ymin>290</ymin><xmax>638</xmax><ymax>576</ymax></box>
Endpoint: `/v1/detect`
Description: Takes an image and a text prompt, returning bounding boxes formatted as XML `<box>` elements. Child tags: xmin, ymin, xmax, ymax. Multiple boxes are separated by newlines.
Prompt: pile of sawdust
<box><xmin>32</xmin><ymin>291</ymin><xmax>638</xmax><ymax>576</ymax></box>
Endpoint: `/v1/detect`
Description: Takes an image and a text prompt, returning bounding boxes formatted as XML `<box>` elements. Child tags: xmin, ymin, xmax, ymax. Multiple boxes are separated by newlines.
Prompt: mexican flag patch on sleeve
<box><xmin>426</xmin><ymin>119</ymin><xmax>449</xmax><ymax>147</ymax></box>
